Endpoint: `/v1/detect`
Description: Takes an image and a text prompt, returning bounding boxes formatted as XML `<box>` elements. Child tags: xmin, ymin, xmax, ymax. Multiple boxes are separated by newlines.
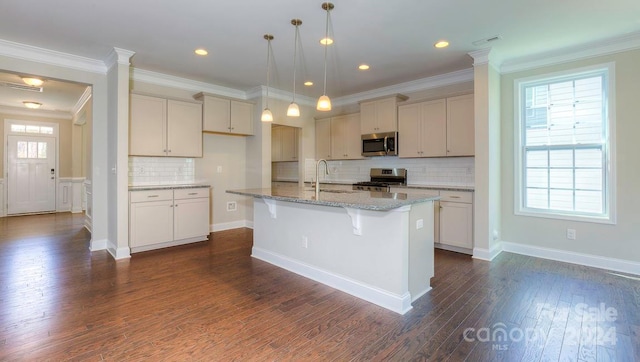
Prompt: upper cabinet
<box><xmin>359</xmin><ymin>94</ymin><xmax>408</xmax><ymax>134</ymax></box>
<box><xmin>194</xmin><ymin>92</ymin><xmax>254</xmax><ymax>136</ymax></box>
<box><xmin>398</xmin><ymin>93</ymin><xmax>474</xmax><ymax>158</ymax></box>
<box><xmin>315</xmin><ymin>114</ymin><xmax>363</xmax><ymax>160</ymax></box>
<box><xmin>272</xmin><ymin>125</ymin><xmax>299</xmax><ymax>162</ymax></box>
<box><xmin>129</xmin><ymin>94</ymin><xmax>202</xmax><ymax>157</ymax></box>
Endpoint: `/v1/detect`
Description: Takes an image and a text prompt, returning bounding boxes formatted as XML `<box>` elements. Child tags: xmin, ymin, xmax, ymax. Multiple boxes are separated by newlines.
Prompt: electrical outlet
<box><xmin>217</xmin><ymin>166</ymin><xmax>223</xmax><ymax>173</ymax></box>
<box><xmin>226</xmin><ymin>201</ymin><xmax>237</xmax><ymax>212</ymax></box>
<box><xmin>302</xmin><ymin>236</ymin><xmax>308</xmax><ymax>248</ymax></box>
<box><xmin>567</xmin><ymin>228</ymin><xmax>576</xmax><ymax>240</ymax></box>
<box><xmin>416</xmin><ymin>219</ymin><xmax>424</xmax><ymax>229</ymax></box>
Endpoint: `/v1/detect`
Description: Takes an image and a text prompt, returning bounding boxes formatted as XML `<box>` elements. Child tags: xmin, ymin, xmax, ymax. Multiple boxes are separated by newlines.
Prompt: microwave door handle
<box><xmin>383</xmin><ymin>136</ymin><xmax>388</xmax><ymax>154</ymax></box>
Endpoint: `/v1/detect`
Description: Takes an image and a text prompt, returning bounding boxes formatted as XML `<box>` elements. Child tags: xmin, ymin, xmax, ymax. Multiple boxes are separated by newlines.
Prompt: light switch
<box><xmin>416</xmin><ymin>219</ymin><xmax>424</xmax><ymax>229</ymax></box>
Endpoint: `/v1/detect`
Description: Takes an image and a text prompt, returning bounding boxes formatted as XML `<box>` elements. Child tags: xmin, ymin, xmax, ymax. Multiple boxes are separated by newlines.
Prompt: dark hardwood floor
<box><xmin>0</xmin><ymin>213</ymin><xmax>638</xmax><ymax>361</ymax></box>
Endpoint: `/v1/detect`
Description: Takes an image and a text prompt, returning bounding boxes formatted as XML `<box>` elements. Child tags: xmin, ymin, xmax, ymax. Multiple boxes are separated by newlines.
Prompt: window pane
<box><xmin>575</xmin><ymin>169</ymin><xmax>602</xmax><ymax>191</ymax></box>
<box><xmin>526</xmin><ymin>150</ymin><xmax>548</xmax><ymax>167</ymax></box>
<box><xmin>549</xmin><ymin>169</ymin><xmax>573</xmax><ymax>189</ymax></box>
<box><xmin>38</xmin><ymin>142</ymin><xmax>47</xmax><ymax>159</ymax></box>
<box><xmin>26</xmin><ymin>125</ymin><xmax>40</xmax><ymax>133</ymax></box>
<box><xmin>11</xmin><ymin>125</ymin><xmax>26</xmax><ymax>133</ymax></box>
<box><xmin>27</xmin><ymin>141</ymin><xmax>38</xmax><ymax>158</ymax></box>
<box><xmin>549</xmin><ymin>149</ymin><xmax>573</xmax><ymax>167</ymax></box>
<box><xmin>549</xmin><ymin>189</ymin><xmax>574</xmax><ymax>211</ymax></box>
<box><xmin>575</xmin><ymin>190</ymin><xmax>602</xmax><ymax>214</ymax></box>
<box><xmin>575</xmin><ymin>148</ymin><xmax>602</xmax><ymax>168</ymax></box>
<box><xmin>40</xmin><ymin>126</ymin><xmax>53</xmax><ymax>135</ymax></box>
<box><xmin>526</xmin><ymin>168</ymin><xmax>548</xmax><ymax>188</ymax></box>
<box><xmin>17</xmin><ymin>141</ymin><xmax>27</xmax><ymax>158</ymax></box>
<box><xmin>526</xmin><ymin>188</ymin><xmax>548</xmax><ymax>209</ymax></box>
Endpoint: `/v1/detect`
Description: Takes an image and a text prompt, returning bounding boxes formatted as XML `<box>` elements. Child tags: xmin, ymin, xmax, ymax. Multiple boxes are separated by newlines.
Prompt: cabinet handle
<box><xmin>167</xmin><ymin>149</ymin><xmax>172</xmax><ymax>153</ymax></box>
<box><xmin>449</xmin><ymin>196</ymin><xmax>461</xmax><ymax>199</ymax></box>
<box><xmin>147</xmin><ymin>195</ymin><xmax>159</xmax><ymax>198</ymax></box>
<box><xmin>170</xmin><ymin>204</ymin><xmax>174</xmax><ymax>207</ymax></box>
<box><xmin>188</xmin><ymin>192</ymin><xmax>198</xmax><ymax>195</ymax></box>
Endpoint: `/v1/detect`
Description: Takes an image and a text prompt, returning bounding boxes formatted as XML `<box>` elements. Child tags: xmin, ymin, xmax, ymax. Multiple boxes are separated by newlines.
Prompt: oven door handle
<box><xmin>383</xmin><ymin>136</ymin><xmax>388</xmax><ymax>154</ymax></box>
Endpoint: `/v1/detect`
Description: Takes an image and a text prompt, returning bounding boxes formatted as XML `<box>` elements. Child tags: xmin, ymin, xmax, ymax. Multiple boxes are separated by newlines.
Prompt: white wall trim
<box><xmin>501</xmin><ymin>241</ymin><xmax>640</xmax><ymax>276</ymax></box>
<box><xmin>71</xmin><ymin>87</ymin><xmax>93</xmax><ymax>115</ymax></box>
<box><xmin>501</xmin><ymin>31</ymin><xmax>640</xmax><ymax>74</ymax></box>
<box><xmin>0</xmin><ymin>38</ymin><xmax>107</xmax><ymax>74</ymax></box>
<box><xmin>132</xmin><ymin>68</ymin><xmax>247</xmax><ymax>100</ymax></box>
<box><xmin>57</xmin><ymin>178</ymin><xmax>73</xmax><ymax>212</ymax></box>
<box><xmin>212</xmin><ymin>220</ymin><xmax>253</xmax><ymax>232</ymax></box>
<box><xmin>252</xmin><ymin>246</ymin><xmax>413</xmax><ymax>315</ymax></box>
<box><xmin>0</xmin><ymin>178</ymin><xmax>4</xmax><ymax>217</ymax></box>
<box><xmin>70</xmin><ymin>177</ymin><xmax>85</xmax><ymax>213</ymax></box>
<box><xmin>107</xmin><ymin>241</ymin><xmax>131</xmax><ymax>260</ymax></box>
<box><xmin>0</xmin><ymin>105</ymin><xmax>72</xmax><ymax>120</ymax></box>
<box><xmin>472</xmin><ymin>242</ymin><xmax>503</xmax><ymax>261</ymax></box>
<box><xmin>89</xmin><ymin>238</ymin><xmax>106</xmax><ymax>251</ymax></box>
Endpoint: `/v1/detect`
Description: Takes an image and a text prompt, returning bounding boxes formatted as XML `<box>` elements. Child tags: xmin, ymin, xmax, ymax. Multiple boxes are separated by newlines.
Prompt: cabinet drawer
<box><xmin>130</xmin><ymin>189</ymin><xmax>173</xmax><ymax>203</ymax></box>
<box><xmin>174</xmin><ymin>187</ymin><xmax>209</xmax><ymax>200</ymax></box>
<box><xmin>439</xmin><ymin>190</ymin><xmax>473</xmax><ymax>203</ymax></box>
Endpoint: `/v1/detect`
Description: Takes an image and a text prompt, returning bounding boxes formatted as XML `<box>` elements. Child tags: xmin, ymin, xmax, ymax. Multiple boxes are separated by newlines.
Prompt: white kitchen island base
<box><xmin>250</xmin><ymin>197</ymin><xmax>434</xmax><ymax>315</ymax></box>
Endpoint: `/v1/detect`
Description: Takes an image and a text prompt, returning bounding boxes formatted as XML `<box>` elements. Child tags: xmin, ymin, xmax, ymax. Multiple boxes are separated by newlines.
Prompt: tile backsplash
<box><xmin>296</xmin><ymin>157</ymin><xmax>474</xmax><ymax>186</ymax></box>
<box><xmin>128</xmin><ymin>157</ymin><xmax>195</xmax><ymax>185</ymax></box>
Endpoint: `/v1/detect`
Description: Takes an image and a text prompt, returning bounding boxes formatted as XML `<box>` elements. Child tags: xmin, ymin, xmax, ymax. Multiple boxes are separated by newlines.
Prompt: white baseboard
<box><xmin>472</xmin><ymin>242</ymin><xmax>503</xmax><ymax>261</ymax></box>
<box><xmin>90</xmin><ymin>238</ymin><xmax>107</xmax><ymax>251</ymax></box>
<box><xmin>107</xmin><ymin>241</ymin><xmax>131</xmax><ymax>260</ymax></box>
<box><xmin>501</xmin><ymin>241</ymin><xmax>640</xmax><ymax>276</ymax></box>
<box><xmin>212</xmin><ymin>219</ymin><xmax>253</xmax><ymax>232</ymax></box>
<box><xmin>252</xmin><ymin>246</ymin><xmax>413</xmax><ymax>315</ymax></box>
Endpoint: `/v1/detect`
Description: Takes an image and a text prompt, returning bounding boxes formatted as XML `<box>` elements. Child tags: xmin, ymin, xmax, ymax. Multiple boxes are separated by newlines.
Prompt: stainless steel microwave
<box><xmin>361</xmin><ymin>132</ymin><xmax>397</xmax><ymax>157</ymax></box>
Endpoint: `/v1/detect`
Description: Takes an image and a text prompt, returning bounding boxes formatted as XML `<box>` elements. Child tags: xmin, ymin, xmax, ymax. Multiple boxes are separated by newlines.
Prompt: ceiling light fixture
<box><xmin>261</xmin><ymin>34</ymin><xmax>274</xmax><ymax>122</ymax></box>
<box><xmin>23</xmin><ymin>101</ymin><xmax>42</xmax><ymax>109</ymax></box>
<box><xmin>22</xmin><ymin>77</ymin><xmax>44</xmax><ymax>87</ymax></box>
<box><xmin>434</xmin><ymin>40</ymin><xmax>449</xmax><ymax>48</ymax></box>
<box><xmin>304</xmin><ymin>81</ymin><xmax>313</xmax><ymax>86</ymax></box>
<box><xmin>317</xmin><ymin>2</ymin><xmax>334</xmax><ymax>112</ymax></box>
<box><xmin>194</xmin><ymin>48</ymin><xmax>208</xmax><ymax>56</ymax></box>
<box><xmin>287</xmin><ymin>19</ymin><xmax>302</xmax><ymax>118</ymax></box>
<box><xmin>358</xmin><ymin>64</ymin><xmax>370</xmax><ymax>70</ymax></box>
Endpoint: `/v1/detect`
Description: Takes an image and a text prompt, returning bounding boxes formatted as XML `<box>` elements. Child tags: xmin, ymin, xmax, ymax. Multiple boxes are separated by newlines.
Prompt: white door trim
<box><xmin>3</xmin><ymin>119</ymin><xmax>60</xmax><ymax>215</ymax></box>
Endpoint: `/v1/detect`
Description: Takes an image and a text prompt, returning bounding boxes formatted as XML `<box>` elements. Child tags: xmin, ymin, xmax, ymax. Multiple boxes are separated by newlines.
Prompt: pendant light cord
<box><xmin>322</xmin><ymin>5</ymin><xmax>329</xmax><ymax>96</ymax></box>
<box><xmin>265</xmin><ymin>36</ymin><xmax>271</xmax><ymax>108</ymax></box>
<box><xmin>292</xmin><ymin>25</ymin><xmax>299</xmax><ymax>102</ymax></box>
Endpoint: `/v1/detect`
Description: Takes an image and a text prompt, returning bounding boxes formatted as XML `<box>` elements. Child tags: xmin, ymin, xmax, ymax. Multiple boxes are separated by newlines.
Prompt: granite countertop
<box><xmin>227</xmin><ymin>187</ymin><xmax>440</xmax><ymax>211</ymax></box>
<box><xmin>129</xmin><ymin>183</ymin><xmax>211</xmax><ymax>191</ymax></box>
<box><xmin>398</xmin><ymin>184</ymin><xmax>475</xmax><ymax>192</ymax></box>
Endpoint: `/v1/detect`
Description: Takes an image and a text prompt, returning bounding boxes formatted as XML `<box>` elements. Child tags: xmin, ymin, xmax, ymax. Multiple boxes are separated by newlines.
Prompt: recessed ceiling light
<box><xmin>22</xmin><ymin>77</ymin><xmax>44</xmax><ymax>87</ymax></box>
<box><xmin>320</xmin><ymin>37</ymin><xmax>333</xmax><ymax>45</ymax></box>
<box><xmin>304</xmin><ymin>81</ymin><xmax>313</xmax><ymax>86</ymax></box>
<box><xmin>358</xmin><ymin>64</ymin><xmax>370</xmax><ymax>70</ymax></box>
<box><xmin>434</xmin><ymin>40</ymin><xmax>449</xmax><ymax>48</ymax></box>
<box><xmin>23</xmin><ymin>101</ymin><xmax>42</xmax><ymax>109</ymax></box>
<box><xmin>194</xmin><ymin>48</ymin><xmax>208</xmax><ymax>56</ymax></box>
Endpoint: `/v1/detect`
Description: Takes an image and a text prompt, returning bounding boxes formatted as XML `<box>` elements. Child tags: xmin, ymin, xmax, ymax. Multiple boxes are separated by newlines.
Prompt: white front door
<box><xmin>7</xmin><ymin>135</ymin><xmax>56</xmax><ymax>214</ymax></box>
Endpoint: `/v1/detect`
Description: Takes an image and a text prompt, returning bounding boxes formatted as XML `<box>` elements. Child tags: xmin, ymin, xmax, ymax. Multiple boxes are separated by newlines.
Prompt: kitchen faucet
<box><xmin>315</xmin><ymin>159</ymin><xmax>329</xmax><ymax>199</ymax></box>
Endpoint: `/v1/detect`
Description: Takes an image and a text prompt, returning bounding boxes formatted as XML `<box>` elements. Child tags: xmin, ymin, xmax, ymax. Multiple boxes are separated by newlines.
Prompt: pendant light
<box><xmin>287</xmin><ymin>19</ymin><xmax>302</xmax><ymax>117</ymax></box>
<box><xmin>261</xmin><ymin>34</ymin><xmax>274</xmax><ymax>122</ymax></box>
<box><xmin>317</xmin><ymin>2</ymin><xmax>334</xmax><ymax>111</ymax></box>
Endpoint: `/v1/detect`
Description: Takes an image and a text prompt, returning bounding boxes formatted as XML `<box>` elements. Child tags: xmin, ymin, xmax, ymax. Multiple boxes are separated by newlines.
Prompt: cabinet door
<box><xmin>281</xmin><ymin>126</ymin><xmax>298</xmax><ymax>161</ymax></box>
<box><xmin>174</xmin><ymin>197</ymin><xmax>210</xmax><ymax>240</ymax></box>
<box><xmin>359</xmin><ymin>101</ymin><xmax>377</xmax><ymax>134</ymax></box>
<box><xmin>439</xmin><ymin>201</ymin><xmax>473</xmax><ymax>249</ymax></box>
<box><xmin>130</xmin><ymin>200</ymin><xmax>174</xmax><ymax>247</ymax></box>
<box><xmin>420</xmin><ymin>99</ymin><xmax>447</xmax><ymax>157</ymax></box>
<box><xmin>315</xmin><ymin>118</ymin><xmax>332</xmax><ymax>160</ymax></box>
<box><xmin>330</xmin><ymin>115</ymin><xmax>348</xmax><ymax>159</ymax></box>
<box><xmin>398</xmin><ymin>103</ymin><xmax>422</xmax><ymax>157</ymax></box>
<box><xmin>130</xmin><ymin>94</ymin><xmax>167</xmax><ymax>156</ymax></box>
<box><xmin>202</xmin><ymin>96</ymin><xmax>231</xmax><ymax>133</ymax></box>
<box><xmin>167</xmin><ymin>100</ymin><xmax>202</xmax><ymax>157</ymax></box>
<box><xmin>343</xmin><ymin>113</ymin><xmax>363</xmax><ymax>159</ymax></box>
<box><xmin>230</xmin><ymin>100</ymin><xmax>254</xmax><ymax>135</ymax></box>
<box><xmin>375</xmin><ymin>97</ymin><xmax>398</xmax><ymax>133</ymax></box>
<box><xmin>271</xmin><ymin>126</ymin><xmax>283</xmax><ymax>162</ymax></box>
<box><xmin>446</xmin><ymin>94</ymin><xmax>475</xmax><ymax>156</ymax></box>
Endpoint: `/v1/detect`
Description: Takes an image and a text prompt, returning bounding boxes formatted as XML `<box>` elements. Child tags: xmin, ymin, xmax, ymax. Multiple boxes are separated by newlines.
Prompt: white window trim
<box><xmin>513</xmin><ymin>62</ymin><xmax>616</xmax><ymax>225</ymax></box>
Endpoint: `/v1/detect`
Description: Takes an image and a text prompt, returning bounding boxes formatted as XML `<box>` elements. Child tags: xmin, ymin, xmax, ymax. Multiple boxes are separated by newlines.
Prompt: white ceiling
<box><xmin>1</xmin><ymin>0</ymin><xmax>639</xmax><ymax>111</ymax></box>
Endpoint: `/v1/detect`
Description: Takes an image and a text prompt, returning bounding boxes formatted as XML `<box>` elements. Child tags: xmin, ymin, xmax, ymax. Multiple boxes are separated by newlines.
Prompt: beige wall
<box><xmin>1</xmin><ymin>112</ymin><xmax>74</xmax><ymax>177</ymax></box>
<box><xmin>500</xmin><ymin>49</ymin><xmax>640</xmax><ymax>262</ymax></box>
<box><xmin>71</xmin><ymin>97</ymin><xmax>92</xmax><ymax>178</ymax></box>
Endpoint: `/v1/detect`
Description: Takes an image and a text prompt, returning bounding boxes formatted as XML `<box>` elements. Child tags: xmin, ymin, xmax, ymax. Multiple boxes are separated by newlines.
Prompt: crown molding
<box><xmin>0</xmin><ymin>38</ymin><xmax>107</xmax><ymax>74</ymax></box>
<box><xmin>0</xmin><ymin>104</ymin><xmax>72</xmax><ymax>120</ymax></box>
<box><xmin>104</xmin><ymin>47</ymin><xmax>135</xmax><ymax>70</ymax></box>
<box><xmin>246</xmin><ymin>85</ymin><xmax>317</xmax><ymax>106</ymax></box>
<box><xmin>468</xmin><ymin>48</ymin><xmax>493</xmax><ymax>66</ymax></box>
<box><xmin>71</xmin><ymin>86</ymin><xmax>93</xmax><ymax>115</ymax></box>
<box><xmin>335</xmin><ymin>68</ymin><xmax>474</xmax><ymax>106</ymax></box>
<box><xmin>131</xmin><ymin>68</ymin><xmax>246</xmax><ymax>99</ymax></box>
<box><xmin>501</xmin><ymin>31</ymin><xmax>640</xmax><ymax>74</ymax></box>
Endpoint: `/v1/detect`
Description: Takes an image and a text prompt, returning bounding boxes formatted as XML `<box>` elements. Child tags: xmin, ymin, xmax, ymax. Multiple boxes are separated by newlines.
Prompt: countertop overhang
<box><xmin>227</xmin><ymin>187</ymin><xmax>440</xmax><ymax>211</ymax></box>
<box><xmin>129</xmin><ymin>184</ymin><xmax>210</xmax><ymax>191</ymax></box>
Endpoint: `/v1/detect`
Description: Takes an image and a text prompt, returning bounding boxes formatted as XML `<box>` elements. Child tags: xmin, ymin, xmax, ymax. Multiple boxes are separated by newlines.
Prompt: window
<box><xmin>16</xmin><ymin>141</ymin><xmax>48</xmax><ymax>159</ymax></box>
<box><xmin>10</xmin><ymin>123</ymin><xmax>54</xmax><ymax>135</ymax></box>
<box><xmin>515</xmin><ymin>64</ymin><xmax>615</xmax><ymax>223</ymax></box>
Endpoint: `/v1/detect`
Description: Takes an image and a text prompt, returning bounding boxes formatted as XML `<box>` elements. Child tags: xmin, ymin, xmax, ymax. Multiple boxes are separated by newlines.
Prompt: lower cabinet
<box><xmin>129</xmin><ymin>187</ymin><xmax>210</xmax><ymax>252</ymax></box>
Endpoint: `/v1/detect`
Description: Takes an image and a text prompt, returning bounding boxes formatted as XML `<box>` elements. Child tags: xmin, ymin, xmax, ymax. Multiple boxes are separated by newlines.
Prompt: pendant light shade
<box><xmin>317</xmin><ymin>2</ymin><xmax>334</xmax><ymax>111</ymax></box>
<box><xmin>261</xmin><ymin>34</ymin><xmax>274</xmax><ymax>122</ymax></box>
<box><xmin>287</xmin><ymin>19</ymin><xmax>302</xmax><ymax>118</ymax></box>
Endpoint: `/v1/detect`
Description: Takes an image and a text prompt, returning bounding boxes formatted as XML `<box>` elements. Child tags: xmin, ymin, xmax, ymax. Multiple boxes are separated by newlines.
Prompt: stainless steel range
<box><xmin>352</xmin><ymin>168</ymin><xmax>407</xmax><ymax>192</ymax></box>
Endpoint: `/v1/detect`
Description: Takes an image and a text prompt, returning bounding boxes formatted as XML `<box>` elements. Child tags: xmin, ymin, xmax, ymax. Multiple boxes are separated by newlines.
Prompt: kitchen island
<box><xmin>227</xmin><ymin>187</ymin><xmax>439</xmax><ymax>314</ymax></box>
